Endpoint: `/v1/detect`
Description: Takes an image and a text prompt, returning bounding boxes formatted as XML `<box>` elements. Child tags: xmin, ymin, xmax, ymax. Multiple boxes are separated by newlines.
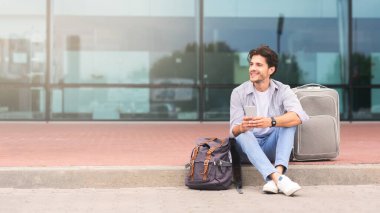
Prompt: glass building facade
<box><xmin>0</xmin><ymin>0</ymin><xmax>379</xmax><ymax>121</ymax></box>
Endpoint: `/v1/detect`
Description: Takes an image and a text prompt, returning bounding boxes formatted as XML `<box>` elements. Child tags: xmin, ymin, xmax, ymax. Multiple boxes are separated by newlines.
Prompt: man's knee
<box><xmin>236</xmin><ymin>132</ymin><xmax>260</xmax><ymax>152</ymax></box>
<box><xmin>236</xmin><ymin>131</ymin><xmax>256</xmax><ymax>142</ymax></box>
<box><xmin>278</xmin><ymin>126</ymin><xmax>296</xmax><ymax>136</ymax></box>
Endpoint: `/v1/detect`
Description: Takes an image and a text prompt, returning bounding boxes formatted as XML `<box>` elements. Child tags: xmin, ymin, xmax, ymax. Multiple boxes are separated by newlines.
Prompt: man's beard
<box><xmin>251</xmin><ymin>76</ymin><xmax>264</xmax><ymax>84</ymax></box>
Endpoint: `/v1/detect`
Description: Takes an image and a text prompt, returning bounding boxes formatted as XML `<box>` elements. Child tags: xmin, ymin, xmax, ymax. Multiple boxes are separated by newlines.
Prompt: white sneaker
<box><xmin>277</xmin><ymin>175</ymin><xmax>301</xmax><ymax>196</ymax></box>
<box><xmin>263</xmin><ymin>180</ymin><xmax>278</xmax><ymax>194</ymax></box>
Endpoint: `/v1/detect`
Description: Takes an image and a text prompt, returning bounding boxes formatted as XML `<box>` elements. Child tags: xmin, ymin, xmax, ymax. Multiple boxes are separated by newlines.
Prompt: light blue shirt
<box><xmin>230</xmin><ymin>79</ymin><xmax>309</xmax><ymax>138</ymax></box>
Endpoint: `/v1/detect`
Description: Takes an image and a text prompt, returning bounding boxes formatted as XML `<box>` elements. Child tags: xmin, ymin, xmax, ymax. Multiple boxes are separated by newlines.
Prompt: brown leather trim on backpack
<box><xmin>188</xmin><ymin>137</ymin><xmax>218</xmax><ymax>180</ymax></box>
<box><xmin>202</xmin><ymin>150</ymin><xmax>212</xmax><ymax>181</ymax></box>
<box><xmin>202</xmin><ymin>158</ymin><xmax>210</xmax><ymax>181</ymax></box>
<box><xmin>189</xmin><ymin>146</ymin><xmax>200</xmax><ymax>181</ymax></box>
<box><xmin>201</xmin><ymin>138</ymin><xmax>226</xmax><ymax>181</ymax></box>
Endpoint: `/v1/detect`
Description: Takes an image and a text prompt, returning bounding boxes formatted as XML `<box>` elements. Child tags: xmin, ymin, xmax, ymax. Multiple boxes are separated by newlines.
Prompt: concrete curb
<box><xmin>0</xmin><ymin>164</ymin><xmax>379</xmax><ymax>188</ymax></box>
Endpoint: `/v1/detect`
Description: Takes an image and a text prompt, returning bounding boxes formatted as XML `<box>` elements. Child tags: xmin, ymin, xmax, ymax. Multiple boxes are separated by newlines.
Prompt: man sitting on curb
<box><xmin>230</xmin><ymin>45</ymin><xmax>309</xmax><ymax>196</ymax></box>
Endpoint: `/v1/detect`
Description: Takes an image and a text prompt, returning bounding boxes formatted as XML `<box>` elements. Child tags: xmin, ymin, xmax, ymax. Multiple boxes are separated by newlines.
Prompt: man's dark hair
<box><xmin>247</xmin><ymin>45</ymin><xmax>278</xmax><ymax>75</ymax></box>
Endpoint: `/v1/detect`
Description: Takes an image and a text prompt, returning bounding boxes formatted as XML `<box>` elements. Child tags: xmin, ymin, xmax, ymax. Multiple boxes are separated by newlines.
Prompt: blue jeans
<box><xmin>235</xmin><ymin>127</ymin><xmax>296</xmax><ymax>181</ymax></box>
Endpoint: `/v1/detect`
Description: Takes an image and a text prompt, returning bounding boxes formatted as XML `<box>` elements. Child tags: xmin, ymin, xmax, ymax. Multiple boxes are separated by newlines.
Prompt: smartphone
<box><xmin>244</xmin><ymin>105</ymin><xmax>257</xmax><ymax>117</ymax></box>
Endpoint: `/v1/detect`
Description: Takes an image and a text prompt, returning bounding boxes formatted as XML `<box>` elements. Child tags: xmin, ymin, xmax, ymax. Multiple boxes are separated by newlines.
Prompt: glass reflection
<box><xmin>150</xmin><ymin>43</ymin><xmax>198</xmax><ymax>84</ymax></box>
<box><xmin>204</xmin><ymin>0</ymin><xmax>348</xmax><ymax>85</ymax></box>
<box><xmin>52</xmin><ymin>0</ymin><xmax>197</xmax><ymax>84</ymax></box>
<box><xmin>51</xmin><ymin>88</ymin><xmax>198</xmax><ymax>120</ymax></box>
<box><xmin>352</xmin><ymin>0</ymin><xmax>380</xmax><ymax>119</ymax></box>
<box><xmin>204</xmin><ymin>88</ymin><xmax>233</xmax><ymax>120</ymax></box>
<box><xmin>0</xmin><ymin>0</ymin><xmax>46</xmax><ymax>83</ymax></box>
<box><xmin>0</xmin><ymin>87</ymin><xmax>45</xmax><ymax>119</ymax></box>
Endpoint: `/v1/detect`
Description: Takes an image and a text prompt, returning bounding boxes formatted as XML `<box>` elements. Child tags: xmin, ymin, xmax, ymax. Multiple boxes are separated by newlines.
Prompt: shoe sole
<box><xmin>283</xmin><ymin>187</ymin><xmax>301</xmax><ymax>196</ymax></box>
<box><xmin>263</xmin><ymin>188</ymin><xmax>278</xmax><ymax>194</ymax></box>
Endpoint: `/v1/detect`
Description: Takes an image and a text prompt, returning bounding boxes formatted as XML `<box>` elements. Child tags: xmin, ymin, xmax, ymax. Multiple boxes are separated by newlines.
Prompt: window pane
<box><xmin>0</xmin><ymin>87</ymin><xmax>45</xmax><ymax>119</ymax></box>
<box><xmin>51</xmin><ymin>87</ymin><xmax>198</xmax><ymax>120</ymax></box>
<box><xmin>352</xmin><ymin>88</ymin><xmax>380</xmax><ymax>120</ymax></box>
<box><xmin>0</xmin><ymin>0</ymin><xmax>46</xmax><ymax>84</ymax></box>
<box><xmin>204</xmin><ymin>0</ymin><xmax>349</xmax><ymax>85</ymax></box>
<box><xmin>52</xmin><ymin>0</ymin><xmax>198</xmax><ymax>85</ymax></box>
<box><xmin>204</xmin><ymin>88</ymin><xmax>233</xmax><ymax>120</ymax></box>
<box><xmin>336</xmin><ymin>88</ymin><xmax>348</xmax><ymax>120</ymax></box>
<box><xmin>353</xmin><ymin>0</ymin><xmax>380</xmax><ymax>85</ymax></box>
<box><xmin>352</xmin><ymin>0</ymin><xmax>380</xmax><ymax>120</ymax></box>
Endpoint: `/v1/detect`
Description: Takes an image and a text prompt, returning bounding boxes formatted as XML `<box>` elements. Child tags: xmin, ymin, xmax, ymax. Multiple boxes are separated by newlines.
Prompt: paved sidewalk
<box><xmin>0</xmin><ymin>122</ymin><xmax>379</xmax><ymax>166</ymax></box>
<box><xmin>0</xmin><ymin>122</ymin><xmax>379</xmax><ymax>188</ymax></box>
<box><xmin>0</xmin><ymin>185</ymin><xmax>379</xmax><ymax>213</ymax></box>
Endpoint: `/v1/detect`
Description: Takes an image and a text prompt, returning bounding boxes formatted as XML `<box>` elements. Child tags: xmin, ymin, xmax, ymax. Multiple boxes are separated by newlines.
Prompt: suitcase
<box><xmin>292</xmin><ymin>84</ymin><xmax>340</xmax><ymax>161</ymax></box>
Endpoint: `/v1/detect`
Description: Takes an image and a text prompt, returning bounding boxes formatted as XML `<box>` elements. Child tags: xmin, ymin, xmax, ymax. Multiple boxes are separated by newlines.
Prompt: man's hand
<box><xmin>241</xmin><ymin>116</ymin><xmax>272</xmax><ymax>131</ymax></box>
<box><xmin>233</xmin><ymin>116</ymin><xmax>273</xmax><ymax>137</ymax></box>
<box><xmin>234</xmin><ymin>112</ymin><xmax>302</xmax><ymax>137</ymax></box>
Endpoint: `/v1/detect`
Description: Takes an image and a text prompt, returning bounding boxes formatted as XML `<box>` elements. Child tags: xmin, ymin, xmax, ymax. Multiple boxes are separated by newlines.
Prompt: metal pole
<box><xmin>45</xmin><ymin>0</ymin><xmax>52</xmax><ymax>122</ymax></box>
<box><xmin>348</xmin><ymin>0</ymin><xmax>353</xmax><ymax>122</ymax></box>
<box><xmin>198</xmin><ymin>0</ymin><xmax>204</xmax><ymax>121</ymax></box>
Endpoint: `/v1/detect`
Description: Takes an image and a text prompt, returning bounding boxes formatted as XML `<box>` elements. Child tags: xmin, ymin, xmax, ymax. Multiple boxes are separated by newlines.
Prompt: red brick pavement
<box><xmin>0</xmin><ymin>122</ymin><xmax>379</xmax><ymax>167</ymax></box>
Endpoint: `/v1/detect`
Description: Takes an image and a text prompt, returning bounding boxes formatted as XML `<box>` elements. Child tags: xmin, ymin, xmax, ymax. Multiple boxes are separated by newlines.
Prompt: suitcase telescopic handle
<box><xmin>296</xmin><ymin>83</ymin><xmax>327</xmax><ymax>89</ymax></box>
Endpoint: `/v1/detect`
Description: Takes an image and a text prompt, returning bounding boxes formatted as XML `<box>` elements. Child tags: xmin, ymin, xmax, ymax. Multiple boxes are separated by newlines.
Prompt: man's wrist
<box><xmin>270</xmin><ymin>117</ymin><xmax>277</xmax><ymax>127</ymax></box>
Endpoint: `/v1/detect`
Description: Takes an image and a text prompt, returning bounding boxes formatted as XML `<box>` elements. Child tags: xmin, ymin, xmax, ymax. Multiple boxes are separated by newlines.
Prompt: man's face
<box><xmin>249</xmin><ymin>55</ymin><xmax>275</xmax><ymax>83</ymax></box>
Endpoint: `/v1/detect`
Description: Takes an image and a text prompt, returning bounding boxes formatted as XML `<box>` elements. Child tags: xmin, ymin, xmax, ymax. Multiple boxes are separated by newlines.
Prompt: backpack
<box><xmin>185</xmin><ymin>138</ymin><xmax>242</xmax><ymax>192</ymax></box>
